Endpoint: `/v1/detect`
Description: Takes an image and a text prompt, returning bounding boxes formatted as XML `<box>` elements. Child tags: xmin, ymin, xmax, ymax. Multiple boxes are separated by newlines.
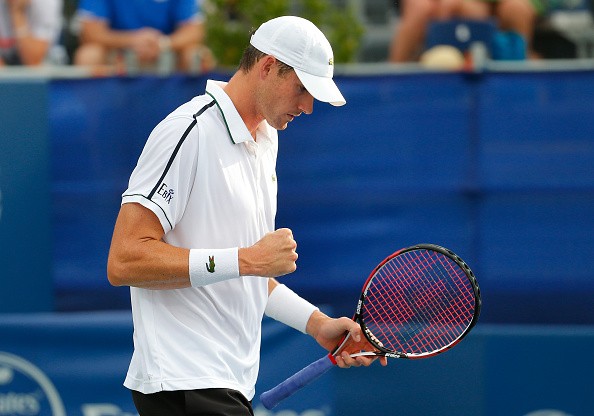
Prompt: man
<box><xmin>107</xmin><ymin>15</ymin><xmax>387</xmax><ymax>416</ymax></box>
<box><xmin>0</xmin><ymin>0</ymin><xmax>62</xmax><ymax>66</ymax></box>
<box><xmin>389</xmin><ymin>0</ymin><xmax>540</xmax><ymax>62</ymax></box>
<box><xmin>74</xmin><ymin>0</ymin><xmax>212</xmax><ymax>73</ymax></box>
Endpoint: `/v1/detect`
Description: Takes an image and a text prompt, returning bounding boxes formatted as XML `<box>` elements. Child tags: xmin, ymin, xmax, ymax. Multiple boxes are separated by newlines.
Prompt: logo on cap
<box><xmin>328</xmin><ymin>58</ymin><xmax>334</xmax><ymax>66</ymax></box>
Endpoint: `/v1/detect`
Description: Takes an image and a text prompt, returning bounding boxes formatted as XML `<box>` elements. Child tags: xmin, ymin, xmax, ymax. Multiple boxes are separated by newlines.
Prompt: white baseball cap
<box><xmin>250</xmin><ymin>16</ymin><xmax>346</xmax><ymax>107</ymax></box>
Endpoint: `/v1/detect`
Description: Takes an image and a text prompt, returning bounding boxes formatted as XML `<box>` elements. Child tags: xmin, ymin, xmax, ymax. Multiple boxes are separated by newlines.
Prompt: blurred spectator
<box><xmin>0</xmin><ymin>0</ymin><xmax>63</xmax><ymax>66</ymax></box>
<box><xmin>73</xmin><ymin>0</ymin><xmax>213</xmax><ymax>73</ymax></box>
<box><xmin>389</xmin><ymin>0</ymin><xmax>543</xmax><ymax>62</ymax></box>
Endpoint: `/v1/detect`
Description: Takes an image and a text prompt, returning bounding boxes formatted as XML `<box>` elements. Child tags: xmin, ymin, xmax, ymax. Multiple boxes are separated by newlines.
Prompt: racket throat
<box><xmin>327</xmin><ymin>353</ymin><xmax>338</xmax><ymax>365</ymax></box>
<box><xmin>329</xmin><ymin>332</ymin><xmax>352</xmax><ymax>360</ymax></box>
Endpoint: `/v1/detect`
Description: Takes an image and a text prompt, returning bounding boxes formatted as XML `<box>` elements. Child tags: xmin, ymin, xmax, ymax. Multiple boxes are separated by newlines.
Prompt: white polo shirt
<box><xmin>121</xmin><ymin>80</ymin><xmax>278</xmax><ymax>399</ymax></box>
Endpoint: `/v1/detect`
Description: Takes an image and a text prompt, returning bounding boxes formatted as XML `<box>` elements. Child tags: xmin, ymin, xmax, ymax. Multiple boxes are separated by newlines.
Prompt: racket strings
<box><xmin>390</xmin><ymin>251</ymin><xmax>473</xmax><ymax>351</ymax></box>
<box><xmin>411</xmin><ymin>251</ymin><xmax>475</xmax><ymax>341</ymax></box>
<box><xmin>385</xmin><ymin>253</ymin><xmax>472</xmax><ymax>351</ymax></box>
<box><xmin>362</xmin><ymin>249</ymin><xmax>476</xmax><ymax>356</ymax></box>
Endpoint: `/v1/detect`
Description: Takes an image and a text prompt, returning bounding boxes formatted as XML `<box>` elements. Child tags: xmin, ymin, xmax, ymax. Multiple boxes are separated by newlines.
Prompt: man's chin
<box><xmin>271</xmin><ymin>121</ymin><xmax>289</xmax><ymax>131</ymax></box>
<box><xmin>266</xmin><ymin>116</ymin><xmax>291</xmax><ymax>131</ymax></box>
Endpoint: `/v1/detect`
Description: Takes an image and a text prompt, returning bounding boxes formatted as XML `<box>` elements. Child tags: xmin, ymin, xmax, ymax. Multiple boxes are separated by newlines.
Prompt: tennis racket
<box><xmin>260</xmin><ymin>243</ymin><xmax>481</xmax><ymax>410</ymax></box>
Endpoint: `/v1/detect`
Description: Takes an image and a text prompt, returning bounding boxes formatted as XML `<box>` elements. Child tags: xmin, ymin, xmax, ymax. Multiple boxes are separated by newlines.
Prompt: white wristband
<box><xmin>189</xmin><ymin>248</ymin><xmax>239</xmax><ymax>287</ymax></box>
<box><xmin>265</xmin><ymin>284</ymin><xmax>319</xmax><ymax>334</ymax></box>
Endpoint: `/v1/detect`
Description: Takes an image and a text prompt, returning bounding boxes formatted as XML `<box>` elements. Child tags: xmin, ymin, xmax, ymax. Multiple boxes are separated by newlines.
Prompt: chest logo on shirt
<box><xmin>157</xmin><ymin>183</ymin><xmax>174</xmax><ymax>204</ymax></box>
<box><xmin>206</xmin><ymin>256</ymin><xmax>216</xmax><ymax>273</ymax></box>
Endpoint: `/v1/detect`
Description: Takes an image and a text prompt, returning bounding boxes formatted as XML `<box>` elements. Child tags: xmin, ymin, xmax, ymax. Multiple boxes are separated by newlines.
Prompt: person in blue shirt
<box><xmin>73</xmin><ymin>0</ymin><xmax>213</xmax><ymax>73</ymax></box>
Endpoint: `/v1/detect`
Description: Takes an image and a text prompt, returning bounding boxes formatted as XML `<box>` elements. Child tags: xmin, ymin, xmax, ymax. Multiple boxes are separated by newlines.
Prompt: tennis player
<box><xmin>107</xmin><ymin>16</ymin><xmax>387</xmax><ymax>416</ymax></box>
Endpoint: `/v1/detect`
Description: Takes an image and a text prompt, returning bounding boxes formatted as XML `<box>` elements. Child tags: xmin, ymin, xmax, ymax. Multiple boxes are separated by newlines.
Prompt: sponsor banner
<box><xmin>2</xmin><ymin>312</ymin><xmax>594</xmax><ymax>415</ymax></box>
<box><xmin>0</xmin><ymin>311</ymin><xmax>334</xmax><ymax>416</ymax></box>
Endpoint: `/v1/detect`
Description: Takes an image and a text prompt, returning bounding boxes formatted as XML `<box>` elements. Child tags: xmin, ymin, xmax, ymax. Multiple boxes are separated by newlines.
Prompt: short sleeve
<box><xmin>174</xmin><ymin>0</ymin><xmax>202</xmax><ymax>25</ymax></box>
<box><xmin>29</xmin><ymin>0</ymin><xmax>63</xmax><ymax>42</ymax></box>
<box><xmin>76</xmin><ymin>0</ymin><xmax>109</xmax><ymax>20</ymax></box>
<box><xmin>122</xmin><ymin>115</ymin><xmax>199</xmax><ymax>233</ymax></box>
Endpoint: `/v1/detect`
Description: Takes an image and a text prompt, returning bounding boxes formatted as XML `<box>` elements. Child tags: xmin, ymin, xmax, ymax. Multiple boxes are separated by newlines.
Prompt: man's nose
<box><xmin>299</xmin><ymin>92</ymin><xmax>314</xmax><ymax>115</ymax></box>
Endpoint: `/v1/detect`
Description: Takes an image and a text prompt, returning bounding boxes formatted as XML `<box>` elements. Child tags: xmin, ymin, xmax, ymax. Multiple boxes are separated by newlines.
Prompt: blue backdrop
<box><xmin>0</xmin><ymin>312</ymin><xmax>334</xmax><ymax>416</ymax></box>
<box><xmin>0</xmin><ymin>80</ymin><xmax>52</xmax><ymax>312</ymax></box>
<box><xmin>44</xmin><ymin>71</ymin><xmax>594</xmax><ymax>324</ymax></box>
<box><xmin>1</xmin><ymin>68</ymin><xmax>594</xmax><ymax>416</ymax></box>
<box><xmin>1</xmin><ymin>313</ymin><xmax>593</xmax><ymax>416</ymax></box>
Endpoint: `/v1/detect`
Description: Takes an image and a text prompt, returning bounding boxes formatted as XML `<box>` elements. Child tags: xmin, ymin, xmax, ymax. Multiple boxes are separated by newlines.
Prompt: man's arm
<box><xmin>167</xmin><ymin>20</ymin><xmax>203</xmax><ymax>52</ymax></box>
<box><xmin>8</xmin><ymin>0</ymin><xmax>51</xmax><ymax>65</ymax></box>
<box><xmin>107</xmin><ymin>202</ymin><xmax>190</xmax><ymax>289</ymax></box>
<box><xmin>79</xmin><ymin>18</ymin><xmax>166</xmax><ymax>64</ymax></box>
<box><xmin>107</xmin><ymin>202</ymin><xmax>298</xmax><ymax>289</ymax></box>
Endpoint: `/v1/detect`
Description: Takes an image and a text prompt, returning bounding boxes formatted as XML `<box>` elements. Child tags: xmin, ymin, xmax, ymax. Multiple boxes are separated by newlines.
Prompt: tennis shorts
<box><xmin>131</xmin><ymin>388</ymin><xmax>254</xmax><ymax>416</ymax></box>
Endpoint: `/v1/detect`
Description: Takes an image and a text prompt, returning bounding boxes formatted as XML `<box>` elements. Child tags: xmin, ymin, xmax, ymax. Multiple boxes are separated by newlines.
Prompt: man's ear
<box><xmin>258</xmin><ymin>55</ymin><xmax>277</xmax><ymax>80</ymax></box>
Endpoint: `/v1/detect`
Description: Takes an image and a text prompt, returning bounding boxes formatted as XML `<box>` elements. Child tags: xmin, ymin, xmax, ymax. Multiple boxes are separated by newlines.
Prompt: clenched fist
<box><xmin>239</xmin><ymin>228</ymin><xmax>298</xmax><ymax>277</ymax></box>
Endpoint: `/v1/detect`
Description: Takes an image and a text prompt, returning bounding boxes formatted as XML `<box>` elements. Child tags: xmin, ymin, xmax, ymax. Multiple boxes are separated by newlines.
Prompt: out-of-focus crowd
<box><xmin>0</xmin><ymin>0</ymin><xmax>213</xmax><ymax>73</ymax></box>
<box><xmin>1</xmin><ymin>0</ymin><xmax>592</xmax><ymax>74</ymax></box>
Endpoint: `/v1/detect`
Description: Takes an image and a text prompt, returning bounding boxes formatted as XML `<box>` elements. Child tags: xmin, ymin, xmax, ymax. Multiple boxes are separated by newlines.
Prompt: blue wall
<box><xmin>0</xmin><ymin>80</ymin><xmax>52</xmax><ymax>312</ymax></box>
<box><xmin>1</xmin><ymin>313</ymin><xmax>593</xmax><ymax>416</ymax></box>
<box><xmin>35</xmin><ymin>71</ymin><xmax>594</xmax><ymax>323</ymax></box>
<box><xmin>1</xmin><ymin>69</ymin><xmax>594</xmax><ymax>416</ymax></box>
<box><xmin>48</xmin><ymin>77</ymin><xmax>201</xmax><ymax>311</ymax></box>
<box><xmin>2</xmin><ymin>71</ymin><xmax>594</xmax><ymax>321</ymax></box>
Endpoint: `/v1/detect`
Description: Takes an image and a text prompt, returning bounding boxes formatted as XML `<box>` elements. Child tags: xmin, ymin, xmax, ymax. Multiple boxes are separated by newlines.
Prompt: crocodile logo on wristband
<box><xmin>206</xmin><ymin>256</ymin><xmax>215</xmax><ymax>273</ymax></box>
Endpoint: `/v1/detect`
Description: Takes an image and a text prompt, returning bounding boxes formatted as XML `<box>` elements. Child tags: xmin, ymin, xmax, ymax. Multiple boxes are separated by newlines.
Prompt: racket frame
<box><xmin>260</xmin><ymin>243</ymin><xmax>482</xmax><ymax>410</ymax></box>
<box><xmin>354</xmin><ymin>243</ymin><xmax>482</xmax><ymax>360</ymax></box>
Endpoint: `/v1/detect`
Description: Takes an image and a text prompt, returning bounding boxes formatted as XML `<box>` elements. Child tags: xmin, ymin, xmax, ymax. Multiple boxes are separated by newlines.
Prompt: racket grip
<box><xmin>260</xmin><ymin>354</ymin><xmax>335</xmax><ymax>410</ymax></box>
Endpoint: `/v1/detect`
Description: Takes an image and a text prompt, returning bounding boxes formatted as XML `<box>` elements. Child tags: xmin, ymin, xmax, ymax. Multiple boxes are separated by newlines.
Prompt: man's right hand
<box><xmin>239</xmin><ymin>228</ymin><xmax>298</xmax><ymax>277</ymax></box>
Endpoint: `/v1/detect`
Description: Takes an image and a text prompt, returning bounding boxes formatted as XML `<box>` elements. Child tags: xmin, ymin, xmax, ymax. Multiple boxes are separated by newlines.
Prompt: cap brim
<box><xmin>295</xmin><ymin>69</ymin><xmax>346</xmax><ymax>107</ymax></box>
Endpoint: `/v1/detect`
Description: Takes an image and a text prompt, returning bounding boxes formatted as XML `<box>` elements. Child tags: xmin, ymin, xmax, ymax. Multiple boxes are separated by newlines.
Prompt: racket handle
<box><xmin>260</xmin><ymin>354</ymin><xmax>335</xmax><ymax>409</ymax></box>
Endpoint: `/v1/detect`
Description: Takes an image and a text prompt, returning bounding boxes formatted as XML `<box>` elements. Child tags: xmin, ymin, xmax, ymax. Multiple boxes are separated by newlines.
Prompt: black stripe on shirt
<box><xmin>147</xmin><ymin>99</ymin><xmax>215</xmax><ymax>200</ymax></box>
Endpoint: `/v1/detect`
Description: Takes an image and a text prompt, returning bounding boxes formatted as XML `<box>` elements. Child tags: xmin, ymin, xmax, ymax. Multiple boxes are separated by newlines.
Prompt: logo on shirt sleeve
<box><xmin>206</xmin><ymin>256</ymin><xmax>215</xmax><ymax>273</ymax></box>
<box><xmin>157</xmin><ymin>183</ymin><xmax>174</xmax><ymax>204</ymax></box>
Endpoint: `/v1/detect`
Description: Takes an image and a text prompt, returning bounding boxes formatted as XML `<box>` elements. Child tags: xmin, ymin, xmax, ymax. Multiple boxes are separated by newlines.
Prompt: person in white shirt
<box><xmin>107</xmin><ymin>15</ymin><xmax>387</xmax><ymax>416</ymax></box>
<box><xmin>0</xmin><ymin>0</ymin><xmax>62</xmax><ymax>66</ymax></box>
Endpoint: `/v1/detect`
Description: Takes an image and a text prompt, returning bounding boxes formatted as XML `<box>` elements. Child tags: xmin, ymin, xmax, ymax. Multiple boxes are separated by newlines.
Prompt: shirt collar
<box><xmin>205</xmin><ymin>79</ymin><xmax>274</xmax><ymax>146</ymax></box>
